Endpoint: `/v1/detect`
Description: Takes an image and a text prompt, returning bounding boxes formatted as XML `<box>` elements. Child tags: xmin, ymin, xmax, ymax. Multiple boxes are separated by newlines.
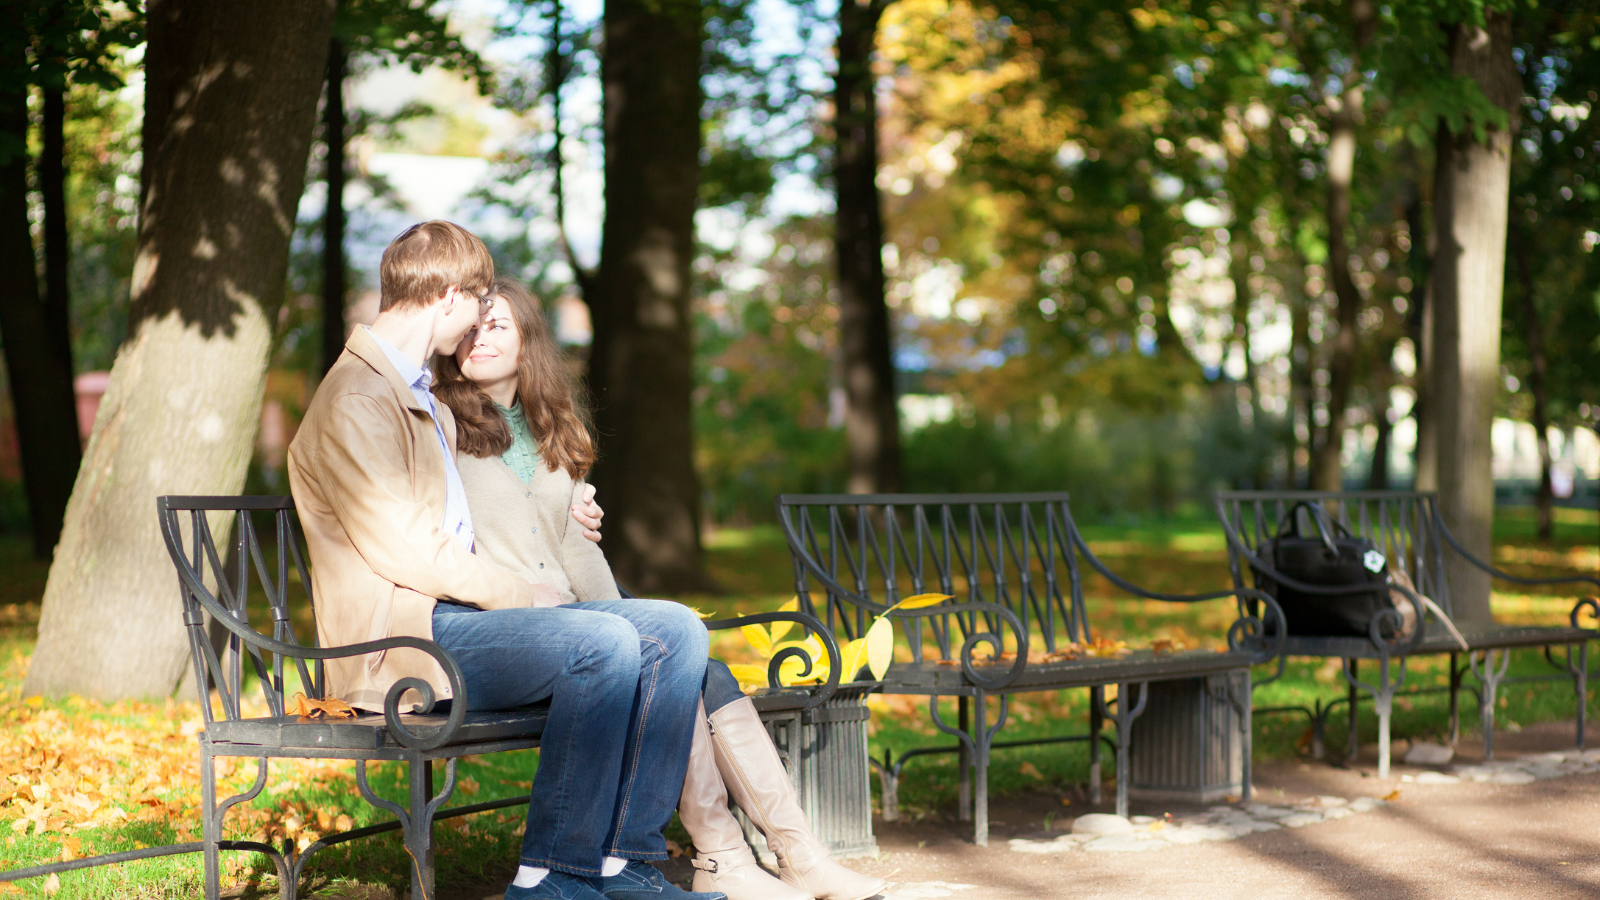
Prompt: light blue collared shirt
<box><xmin>364</xmin><ymin>326</ymin><xmax>475</xmax><ymax>552</ymax></box>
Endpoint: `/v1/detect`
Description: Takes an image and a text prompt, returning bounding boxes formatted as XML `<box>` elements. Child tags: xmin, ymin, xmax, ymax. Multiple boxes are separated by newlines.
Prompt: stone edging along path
<box><xmin>1006</xmin><ymin>748</ymin><xmax>1600</xmax><ymax>855</ymax></box>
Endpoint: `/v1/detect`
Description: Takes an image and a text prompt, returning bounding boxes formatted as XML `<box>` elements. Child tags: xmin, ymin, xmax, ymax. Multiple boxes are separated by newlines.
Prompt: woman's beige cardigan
<box><xmin>455</xmin><ymin>453</ymin><xmax>622</xmax><ymax>604</ymax></box>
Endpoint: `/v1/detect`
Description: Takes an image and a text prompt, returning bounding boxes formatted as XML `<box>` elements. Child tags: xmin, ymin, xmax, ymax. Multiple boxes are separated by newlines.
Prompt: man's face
<box><xmin>435</xmin><ymin>285</ymin><xmax>492</xmax><ymax>353</ymax></box>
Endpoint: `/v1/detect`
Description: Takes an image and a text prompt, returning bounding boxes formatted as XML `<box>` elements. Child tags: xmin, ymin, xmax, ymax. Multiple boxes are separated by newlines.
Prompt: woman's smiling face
<box><xmin>455</xmin><ymin>295</ymin><xmax>520</xmax><ymax>403</ymax></box>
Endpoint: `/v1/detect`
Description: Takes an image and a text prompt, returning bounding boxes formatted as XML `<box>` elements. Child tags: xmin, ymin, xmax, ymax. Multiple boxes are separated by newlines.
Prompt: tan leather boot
<box><xmin>709</xmin><ymin>698</ymin><xmax>887</xmax><ymax>900</ymax></box>
<box><xmin>680</xmin><ymin>700</ymin><xmax>813</xmax><ymax>900</ymax></box>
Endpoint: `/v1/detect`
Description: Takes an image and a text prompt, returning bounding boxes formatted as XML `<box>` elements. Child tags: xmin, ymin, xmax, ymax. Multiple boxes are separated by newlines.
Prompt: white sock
<box><xmin>601</xmin><ymin>856</ymin><xmax>628</xmax><ymax>877</ymax></box>
<box><xmin>513</xmin><ymin>865</ymin><xmax>550</xmax><ymax>888</ymax></box>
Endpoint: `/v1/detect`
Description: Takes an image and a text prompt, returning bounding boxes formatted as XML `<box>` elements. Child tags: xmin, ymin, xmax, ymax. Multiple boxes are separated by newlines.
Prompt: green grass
<box><xmin>0</xmin><ymin>505</ymin><xmax>1596</xmax><ymax>896</ymax></box>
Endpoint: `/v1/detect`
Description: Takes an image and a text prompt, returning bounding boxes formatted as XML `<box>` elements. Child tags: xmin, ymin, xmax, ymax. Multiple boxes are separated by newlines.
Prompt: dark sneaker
<box><xmin>506</xmin><ymin>870</ymin><xmax>609</xmax><ymax>900</ymax></box>
<box><xmin>599</xmin><ymin>859</ymin><xmax>727</xmax><ymax>900</ymax></box>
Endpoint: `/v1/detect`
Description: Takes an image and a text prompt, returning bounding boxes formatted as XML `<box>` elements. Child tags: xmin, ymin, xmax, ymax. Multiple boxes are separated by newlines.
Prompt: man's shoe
<box><xmin>599</xmin><ymin>859</ymin><xmax>727</xmax><ymax>900</ymax></box>
<box><xmin>505</xmin><ymin>870</ymin><xmax>609</xmax><ymax>900</ymax></box>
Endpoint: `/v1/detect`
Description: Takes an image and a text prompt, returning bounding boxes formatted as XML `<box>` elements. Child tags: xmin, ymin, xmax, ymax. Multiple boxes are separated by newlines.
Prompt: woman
<box><xmin>434</xmin><ymin>277</ymin><xmax>886</xmax><ymax>900</ymax></box>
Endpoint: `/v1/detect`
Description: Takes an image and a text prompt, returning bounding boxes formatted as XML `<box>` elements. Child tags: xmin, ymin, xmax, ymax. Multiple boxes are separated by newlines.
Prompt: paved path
<box><xmin>452</xmin><ymin>720</ymin><xmax>1600</xmax><ymax>900</ymax></box>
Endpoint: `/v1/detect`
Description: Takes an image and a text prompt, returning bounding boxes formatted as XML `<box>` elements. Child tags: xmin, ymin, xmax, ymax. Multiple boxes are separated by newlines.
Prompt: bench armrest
<box><xmin>1432</xmin><ymin>512</ymin><xmax>1600</xmax><ymax>597</ymax></box>
<box><xmin>161</xmin><ymin>522</ymin><xmax>468</xmax><ymax>752</ymax></box>
<box><xmin>704</xmin><ymin>611</ymin><xmax>843</xmax><ymax>710</ymax></box>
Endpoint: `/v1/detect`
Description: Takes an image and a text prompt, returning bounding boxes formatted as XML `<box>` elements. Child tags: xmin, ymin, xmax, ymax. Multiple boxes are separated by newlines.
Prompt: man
<box><xmin>288</xmin><ymin>221</ymin><xmax>719</xmax><ymax>900</ymax></box>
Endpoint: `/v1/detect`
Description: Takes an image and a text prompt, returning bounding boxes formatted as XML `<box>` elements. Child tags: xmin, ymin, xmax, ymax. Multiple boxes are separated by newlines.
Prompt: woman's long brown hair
<box><xmin>433</xmin><ymin>277</ymin><xmax>595</xmax><ymax>479</ymax></box>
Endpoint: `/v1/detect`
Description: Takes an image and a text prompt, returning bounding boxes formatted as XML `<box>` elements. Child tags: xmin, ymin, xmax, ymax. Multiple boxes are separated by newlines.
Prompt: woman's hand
<box><xmin>571</xmin><ymin>483</ymin><xmax>604</xmax><ymax>543</ymax></box>
<box><xmin>529</xmin><ymin>582</ymin><xmax>564</xmax><ymax>608</ymax></box>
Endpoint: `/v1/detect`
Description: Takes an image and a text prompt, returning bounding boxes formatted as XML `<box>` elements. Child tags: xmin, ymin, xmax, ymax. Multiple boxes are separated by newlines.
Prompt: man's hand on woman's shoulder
<box><xmin>571</xmin><ymin>483</ymin><xmax>604</xmax><ymax>543</ymax></box>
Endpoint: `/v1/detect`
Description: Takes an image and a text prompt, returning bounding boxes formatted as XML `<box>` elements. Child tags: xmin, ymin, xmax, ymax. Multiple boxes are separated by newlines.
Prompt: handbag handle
<box><xmin>1274</xmin><ymin>501</ymin><xmax>1344</xmax><ymax>557</ymax></box>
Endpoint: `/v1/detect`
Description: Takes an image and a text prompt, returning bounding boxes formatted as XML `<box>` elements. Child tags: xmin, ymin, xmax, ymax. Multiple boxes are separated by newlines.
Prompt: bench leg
<box><xmin>1111</xmin><ymin>682</ymin><xmax>1149</xmax><ymax>820</ymax></box>
<box><xmin>1471</xmin><ymin>650</ymin><xmax>1511</xmax><ymax>761</ymax></box>
<box><xmin>1309</xmin><ymin>699</ymin><xmax>1328</xmax><ymax>760</ymax></box>
<box><xmin>1346</xmin><ymin>659</ymin><xmax>1360</xmax><ymax>764</ymax></box>
<box><xmin>201</xmin><ymin>744</ymin><xmax>221</xmax><ymax>900</ymax></box>
<box><xmin>972</xmin><ymin>692</ymin><xmax>989</xmax><ymax>846</ymax></box>
<box><xmin>1237</xmin><ymin>672</ymin><xmax>1253</xmax><ymax>802</ymax></box>
<box><xmin>868</xmin><ymin>751</ymin><xmax>900</xmax><ymax>821</ymax></box>
<box><xmin>957</xmin><ymin>696</ymin><xmax>971</xmax><ymax>822</ymax></box>
<box><xmin>1577</xmin><ymin>643</ymin><xmax>1588</xmax><ymax>750</ymax></box>
<box><xmin>1088</xmin><ymin>687</ymin><xmax>1104</xmax><ymax>806</ymax></box>
<box><xmin>1448</xmin><ymin>653</ymin><xmax>1462</xmax><ymax>745</ymax></box>
<box><xmin>1374</xmin><ymin>658</ymin><xmax>1394</xmax><ymax>780</ymax></box>
<box><xmin>357</xmin><ymin>756</ymin><xmax>457</xmax><ymax>900</ymax></box>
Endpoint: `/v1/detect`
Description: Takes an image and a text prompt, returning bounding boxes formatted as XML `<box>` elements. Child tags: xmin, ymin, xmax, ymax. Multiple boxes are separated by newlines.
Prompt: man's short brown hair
<box><xmin>379</xmin><ymin>221</ymin><xmax>495</xmax><ymax>312</ymax></box>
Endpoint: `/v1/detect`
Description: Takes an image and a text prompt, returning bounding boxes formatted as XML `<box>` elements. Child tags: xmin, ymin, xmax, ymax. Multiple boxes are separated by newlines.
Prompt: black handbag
<box><xmin>1253</xmin><ymin>502</ymin><xmax>1396</xmax><ymax>638</ymax></box>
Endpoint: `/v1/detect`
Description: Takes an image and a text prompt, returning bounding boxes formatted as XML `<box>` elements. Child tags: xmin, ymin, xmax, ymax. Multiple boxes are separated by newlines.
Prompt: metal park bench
<box><xmin>1215</xmin><ymin>490</ymin><xmax>1600</xmax><ymax>777</ymax></box>
<box><xmin>775</xmin><ymin>492</ymin><xmax>1287</xmax><ymax>846</ymax></box>
<box><xmin>0</xmin><ymin>495</ymin><xmax>841</xmax><ymax>900</ymax></box>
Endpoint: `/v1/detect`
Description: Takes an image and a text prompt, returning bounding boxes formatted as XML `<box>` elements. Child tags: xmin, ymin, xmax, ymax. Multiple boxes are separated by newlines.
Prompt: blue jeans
<box><xmin>431</xmin><ymin>598</ymin><xmax>708</xmax><ymax>877</ymax></box>
<box><xmin>703</xmin><ymin>658</ymin><xmax>743</xmax><ymax>714</ymax></box>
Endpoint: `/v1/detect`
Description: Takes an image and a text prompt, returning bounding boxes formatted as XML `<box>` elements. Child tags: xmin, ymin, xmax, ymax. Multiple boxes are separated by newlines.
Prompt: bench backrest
<box><xmin>777</xmin><ymin>492</ymin><xmax>1153</xmax><ymax>665</ymax></box>
<box><xmin>1213</xmin><ymin>490</ymin><xmax>1455</xmax><ymax>616</ymax></box>
<box><xmin>158</xmin><ymin>495</ymin><xmax>323</xmax><ymax>727</ymax></box>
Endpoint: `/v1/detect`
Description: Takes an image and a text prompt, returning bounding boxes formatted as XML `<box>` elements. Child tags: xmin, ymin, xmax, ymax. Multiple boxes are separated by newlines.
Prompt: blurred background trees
<box><xmin>4</xmin><ymin>0</ymin><xmax>1600</xmax><ymax>695</ymax></box>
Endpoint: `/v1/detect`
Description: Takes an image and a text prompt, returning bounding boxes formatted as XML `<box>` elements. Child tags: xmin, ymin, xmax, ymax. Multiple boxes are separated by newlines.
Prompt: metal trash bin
<box><xmin>1127</xmin><ymin>670</ymin><xmax>1248</xmax><ymax>804</ymax></box>
<box><xmin>742</xmin><ymin>685</ymin><xmax>879</xmax><ymax>861</ymax></box>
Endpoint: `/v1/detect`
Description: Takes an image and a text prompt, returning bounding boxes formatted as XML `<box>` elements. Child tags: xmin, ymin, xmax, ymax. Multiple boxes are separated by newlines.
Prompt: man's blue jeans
<box><xmin>430</xmin><ymin>598</ymin><xmax>708</xmax><ymax>878</ymax></box>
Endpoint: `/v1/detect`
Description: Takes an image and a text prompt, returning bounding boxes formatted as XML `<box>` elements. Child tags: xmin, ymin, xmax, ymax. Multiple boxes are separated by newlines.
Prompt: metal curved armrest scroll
<box><xmin>704</xmin><ymin>611</ymin><xmax>842</xmax><ymax>710</ymax></box>
<box><xmin>159</xmin><ymin>510</ymin><xmax>468</xmax><ymax>751</ymax></box>
<box><xmin>888</xmin><ymin>601</ymin><xmax>1028</xmax><ymax>691</ymax></box>
<box><xmin>1434</xmin><ymin>513</ymin><xmax>1600</xmax><ymax>594</ymax></box>
<box><xmin>1571</xmin><ymin>597</ymin><xmax>1600</xmax><ymax>632</ymax></box>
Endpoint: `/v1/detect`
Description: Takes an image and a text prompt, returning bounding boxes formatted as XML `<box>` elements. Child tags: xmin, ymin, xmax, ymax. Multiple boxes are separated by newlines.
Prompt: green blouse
<box><xmin>497</xmin><ymin>402</ymin><xmax>542</xmax><ymax>486</ymax></box>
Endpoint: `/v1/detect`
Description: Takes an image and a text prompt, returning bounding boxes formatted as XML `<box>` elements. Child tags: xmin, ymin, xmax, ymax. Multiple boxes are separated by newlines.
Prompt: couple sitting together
<box><xmin>286</xmin><ymin>221</ymin><xmax>884</xmax><ymax>900</ymax></box>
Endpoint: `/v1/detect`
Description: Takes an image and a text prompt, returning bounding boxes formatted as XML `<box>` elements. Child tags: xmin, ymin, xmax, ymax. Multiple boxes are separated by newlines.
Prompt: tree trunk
<box><xmin>1366</xmin><ymin>339</ymin><xmax>1395</xmax><ymax>489</ymax></box>
<box><xmin>836</xmin><ymin>0</ymin><xmax>900</xmax><ymax>494</ymax></box>
<box><xmin>321</xmin><ymin>36</ymin><xmax>347</xmax><ymax>376</ymax></box>
<box><xmin>1405</xmin><ymin>177</ymin><xmax>1434</xmax><ymax>491</ymax></box>
<box><xmin>1288</xmin><ymin>262</ymin><xmax>1312</xmax><ymax>488</ymax></box>
<box><xmin>586</xmin><ymin>0</ymin><xmax>709</xmax><ymax>593</ymax></box>
<box><xmin>1429</xmin><ymin>12</ymin><xmax>1519</xmax><ymax>625</ymax></box>
<box><xmin>1311</xmin><ymin>0</ymin><xmax>1374</xmax><ymax>492</ymax></box>
<box><xmin>1509</xmin><ymin>220</ymin><xmax>1553</xmax><ymax>540</ymax></box>
<box><xmin>0</xmin><ymin>5</ymin><xmax>81</xmax><ymax>560</ymax></box>
<box><xmin>25</xmin><ymin>0</ymin><xmax>335</xmax><ymax>701</ymax></box>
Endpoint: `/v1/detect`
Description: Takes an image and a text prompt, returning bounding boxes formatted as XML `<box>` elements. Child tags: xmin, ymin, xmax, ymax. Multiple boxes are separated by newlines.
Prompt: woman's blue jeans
<box><xmin>430</xmin><ymin>598</ymin><xmax>708</xmax><ymax>878</ymax></box>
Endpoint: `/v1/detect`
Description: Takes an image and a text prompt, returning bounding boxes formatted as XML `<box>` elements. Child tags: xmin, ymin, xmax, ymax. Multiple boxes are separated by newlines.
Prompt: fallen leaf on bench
<box><xmin>888</xmin><ymin>593</ymin><xmax>955</xmax><ymax>611</ymax></box>
<box><xmin>288</xmin><ymin>693</ymin><xmax>356</xmax><ymax>721</ymax></box>
<box><xmin>1151</xmin><ymin>638</ymin><xmax>1177</xmax><ymax>654</ymax></box>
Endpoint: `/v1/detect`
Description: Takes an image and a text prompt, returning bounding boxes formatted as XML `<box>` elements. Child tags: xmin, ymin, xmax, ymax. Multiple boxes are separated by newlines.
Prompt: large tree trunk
<box><xmin>587</xmin><ymin>0</ymin><xmax>709</xmax><ymax>593</ymax></box>
<box><xmin>321</xmin><ymin>36</ymin><xmax>348</xmax><ymax>377</ymax></box>
<box><xmin>0</xmin><ymin>4</ymin><xmax>81</xmax><ymax>560</ymax></box>
<box><xmin>836</xmin><ymin>0</ymin><xmax>900</xmax><ymax>494</ymax></box>
<box><xmin>1429</xmin><ymin>12</ymin><xmax>1519</xmax><ymax>625</ymax></box>
<box><xmin>25</xmin><ymin>0</ymin><xmax>335</xmax><ymax>701</ymax></box>
<box><xmin>1404</xmin><ymin>176</ymin><xmax>1434</xmax><ymax>491</ymax></box>
<box><xmin>1510</xmin><ymin>220</ymin><xmax>1553</xmax><ymax>540</ymax></box>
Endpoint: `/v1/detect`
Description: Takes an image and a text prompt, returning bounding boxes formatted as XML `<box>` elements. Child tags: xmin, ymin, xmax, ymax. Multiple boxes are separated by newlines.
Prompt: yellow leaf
<box><xmin>686</xmin><ymin>606</ymin><xmax>715</xmax><ymax>619</ymax></box>
<box><xmin>726</xmin><ymin>664</ymin><xmax>771</xmax><ymax>690</ymax></box>
<box><xmin>288</xmin><ymin>693</ymin><xmax>355</xmax><ymax>720</ymax></box>
<box><xmin>840</xmin><ymin>638</ymin><xmax>871</xmax><ymax>682</ymax></box>
<box><xmin>1382</xmin><ymin>789</ymin><xmax>1401</xmax><ymax>802</ymax></box>
<box><xmin>887</xmin><ymin>593</ymin><xmax>954</xmax><ymax>611</ymax></box>
<box><xmin>772</xmin><ymin>634</ymin><xmax>826</xmax><ymax>666</ymax></box>
<box><xmin>778</xmin><ymin>656</ymin><xmax>830</xmax><ymax>686</ymax></box>
<box><xmin>770</xmin><ymin>597</ymin><xmax>800</xmax><ymax>644</ymax></box>
<box><xmin>865</xmin><ymin>616</ymin><xmax>895</xmax><ymax>680</ymax></box>
<box><xmin>740</xmin><ymin>624</ymin><xmax>774</xmax><ymax>659</ymax></box>
<box><xmin>1019</xmin><ymin>761</ymin><xmax>1043</xmax><ymax>780</ymax></box>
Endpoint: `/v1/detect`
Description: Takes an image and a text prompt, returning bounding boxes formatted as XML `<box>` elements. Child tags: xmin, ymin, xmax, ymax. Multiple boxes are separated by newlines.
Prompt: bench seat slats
<box><xmin>1278</xmin><ymin>624</ymin><xmax>1593</xmax><ymax>660</ymax></box>
<box><xmin>881</xmin><ymin>649</ymin><xmax>1257</xmax><ymax>691</ymax></box>
<box><xmin>205</xmin><ymin>708</ymin><xmax>550</xmax><ymax>751</ymax></box>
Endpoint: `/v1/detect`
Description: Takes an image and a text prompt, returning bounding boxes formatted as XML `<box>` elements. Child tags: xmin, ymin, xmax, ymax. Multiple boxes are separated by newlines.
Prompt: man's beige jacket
<box><xmin>288</xmin><ymin>327</ymin><xmax>535</xmax><ymax>710</ymax></box>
